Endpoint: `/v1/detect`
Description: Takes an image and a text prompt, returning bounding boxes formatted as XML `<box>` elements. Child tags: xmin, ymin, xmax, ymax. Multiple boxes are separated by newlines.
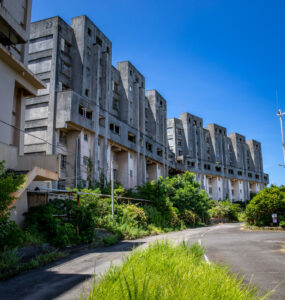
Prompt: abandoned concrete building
<box><xmin>167</xmin><ymin>113</ymin><xmax>269</xmax><ymax>202</ymax></box>
<box><xmin>24</xmin><ymin>14</ymin><xmax>269</xmax><ymax>201</ymax></box>
<box><xmin>25</xmin><ymin>15</ymin><xmax>168</xmax><ymax>190</ymax></box>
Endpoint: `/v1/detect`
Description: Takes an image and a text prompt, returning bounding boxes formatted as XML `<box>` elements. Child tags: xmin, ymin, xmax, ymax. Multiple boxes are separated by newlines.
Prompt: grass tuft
<box><xmin>83</xmin><ymin>240</ymin><xmax>262</xmax><ymax>300</ymax></box>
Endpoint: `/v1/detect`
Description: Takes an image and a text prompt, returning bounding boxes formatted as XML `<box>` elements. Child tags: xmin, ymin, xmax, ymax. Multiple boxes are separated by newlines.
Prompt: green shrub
<box><xmin>119</xmin><ymin>204</ymin><xmax>148</xmax><ymax>228</ymax></box>
<box><xmin>209</xmin><ymin>200</ymin><xmax>240</xmax><ymax>221</ymax></box>
<box><xmin>102</xmin><ymin>235</ymin><xmax>118</xmax><ymax>246</ymax></box>
<box><xmin>85</xmin><ymin>241</ymin><xmax>259</xmax><ymax>300</ymax></box>
<box><xmin>280</xmin><ymin>221</ymin><xmax>285</xmax><ymax>228</ymax></box>
<box><xmin>0</xmin><ymin>216</ymin><xmax>25</xmax><ymax>250</ymax></box>
<box><xmin>182</xmin><ymin>209</ymin><xmax>199</xmax><ymax>226</ymax></box>
<box><xmin>246</xmin><ymin>186</ymin><xmax>285</xmax><ymax>226</ymax></box>
<box><xmin>144</xmin><ymin>205</ymin><xmax>166</xmax><ymax>228</ymax></box>
<box><xmin>0</xmin><ymin>248</ymin><xmax>21</xmax><ymax>275</ymax></box>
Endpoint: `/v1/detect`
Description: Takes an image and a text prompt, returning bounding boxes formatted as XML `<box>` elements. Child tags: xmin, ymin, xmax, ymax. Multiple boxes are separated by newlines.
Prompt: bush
<box><xmin>119</xmin><ymin>204</ymin><xmax>148</xmax><ymax>228</ymax></box>
<box><xmin>0</xmin><ymin>216</ymin><xmax>25</xmax><ymax>250</ymax></box>
<box><xmin>0</xmin><ymin>248</ymin><xmax>21</xmax><ymax>276</ymax></box>
<box><xmin>182</xmin><ymin>210</ymin><xmax>199</xmax><ymax>226</ymax></box>
<box><xmin>209</xmin><ymin>200</ymin><xmax>240</xmax><ymax>221</ymax></box>
<box><xmin>279</xmin><ymin>221</ymin><xmax>285</xmax><ymax>228</ymax></box>
<box><xmin>102</xmin><ymin>235</ymin><xmax>118</xmax><ymax>246</ymax></box>
<box><xmin>85</xmin><ymin>241</ymin><xmax>259</xmax><ymax>300</ymax></box>
<box><xmin>246</xmin><ymin>186</ymin><xmax>285</xmax><ymax>226</ymax></box>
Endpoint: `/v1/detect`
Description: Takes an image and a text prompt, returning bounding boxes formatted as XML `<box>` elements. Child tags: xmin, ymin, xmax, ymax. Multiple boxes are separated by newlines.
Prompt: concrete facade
<box><xmin>0</xmin><ymin>0</ymin><xmax>59</xmax><ymax>226</ymax></box>
<box><xmin>167</xmin><ymin>113</ymin><xmax>269</xmax><ymax>201</ymax></box>
<box><xmin>24</xmin><ymin>14</ymin><xmax>268</xmax><ymax>201</ymax></box>
<box><xmin>25</xmin><ymin>16</ymin><xmax>168</xmax><ymax>189</ymax></box>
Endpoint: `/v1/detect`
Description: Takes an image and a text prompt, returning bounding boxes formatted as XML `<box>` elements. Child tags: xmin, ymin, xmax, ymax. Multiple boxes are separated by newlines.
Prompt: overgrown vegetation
<box><xmin>209</xmin><ymin>199</ymin><xmax>241</xmax><ymax>221</ymax></box>
<box><xmin>83</xmin><ymin>241</ymin><xmax>261</xmax><ymax>300</ymax></box>
<box><xmin>0</xmin><ymin>248</ymin><xmax>66</xmax><ymax>280</ymax></box>
<box><xmin>246</xmin><ymin>185</ymin><xmax>285</xmax><ymax>226</ymax></box>
<box><xmin>21</xmin><ymin>171</ymin><xmax>213</xmax><ymax>247</ymax></box>
<box><xmin>0</xmin><ymin>161</ymin><xmax>26</xmax><ymax>250</ymax></box>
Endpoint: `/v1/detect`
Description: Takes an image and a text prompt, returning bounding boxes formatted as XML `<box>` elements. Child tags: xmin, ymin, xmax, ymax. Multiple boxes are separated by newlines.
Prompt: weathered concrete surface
<box><xmin>0</xmin><ymin>224</ymin><xmax>284</xmax><ymax>299</ymax></box>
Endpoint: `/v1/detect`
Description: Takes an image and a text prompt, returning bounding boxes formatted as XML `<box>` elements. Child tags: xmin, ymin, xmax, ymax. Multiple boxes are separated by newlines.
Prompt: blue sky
<box><xmin>32</xmin><ymin>0</ymin><xmax>285</xmax><ymax>185</ymax></box>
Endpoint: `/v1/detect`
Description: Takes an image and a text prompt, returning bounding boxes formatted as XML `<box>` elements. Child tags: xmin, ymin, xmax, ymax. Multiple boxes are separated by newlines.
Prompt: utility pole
<box><xmin>111</xmin><ymin>159</ymin><xmax>114</xmax><ymax>219</ymax></box>
<box><xmin>277</xmin><ymin>109</ymin><xmax>285</xmax><ymax>167</ymax></box>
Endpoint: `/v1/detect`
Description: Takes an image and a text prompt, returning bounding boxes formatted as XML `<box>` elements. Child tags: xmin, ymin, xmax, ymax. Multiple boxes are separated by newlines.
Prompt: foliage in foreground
<box><xmin>246</xmin><ymin>185</ymin><xmax>285</xmax><ymax>226</ymax></box>
<box><xmin>84</xmin><ymin>241</ymin><xmax>261</xmax><ymax>300</ymax></box>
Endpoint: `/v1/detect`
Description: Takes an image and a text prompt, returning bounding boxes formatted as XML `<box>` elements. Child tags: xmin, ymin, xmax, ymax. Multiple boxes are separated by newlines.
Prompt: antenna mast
<box><xmin>277</xmin><ymin>109</ymin><xmax>285</xmax><ymax>166</ymax></box>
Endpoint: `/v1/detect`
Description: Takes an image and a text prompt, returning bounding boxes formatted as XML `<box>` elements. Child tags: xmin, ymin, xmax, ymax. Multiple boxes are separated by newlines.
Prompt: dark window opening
<box><xmin>204</xmin><ymin>164</ymin><xmax>211</xmax><ymax>170</ymax></box>
<box><xmin>238</xmin><ymin>171</ymin><xmax>243</xmax><ymax>176</ymax></box>
<box><xmin>128</xmin><ymin>132</ymin><xmax>136</xmax><ymax>143</ymax></box>
<box><xmin>255</xmin><ymin>174</ymin><xmax>259</xmax><ymax>179</ymax></box>
<box><xmin>106</xmin><ymin>46</ymin><xmax>110</xmax><ymax>54</ymax></box>
<box><xmin>79</xmin><ymin>105</ymin><xmax>84</xmax><ymax>116</ymax></box>
<box><xmin>88</xmin><ymin>28</ymin><xmax>92</xmax><ymax>36</ymax></box>
<box><xmin>96</xmin><ymin>36</ymin><xmax>102</xmax><ymax>46</ymax></box>
<box><xmin>146</xmin><ymin>142</ymin><xmax>152</xmax><ymax>152</ymax></box>
<box><xmin>157</xmin><ymin>148</ymin><xmax>163</xmax><ymax>157</ymax></box>
<box><xmin>228</xmin><ymin>169</ymin><xmax>234</xmax><ymax>175</ymax></box>
<box><xmin>248</xmin><ymin>173</ymin><xmax>252</xmax><ymax>178</ymax></box>
<box><xmin>178</xmin><ymin>150</ymin><xmax>183</xmax><ymax>156</ymax></box>
<box><xmin>215</xmin><ymin>166</ymin><xmax>221</xmax><ymax>172</ymax></box>
<box><xmin>86</xmin><ymin>110</ymin><xmax>92</xmax><ymax>120</ymax></box>
<box><xmin>84</xmin><ymin>134</ymin><xmax>88</xmax><ymax>141</ymax></box>
<box><xmin>85</xmin><ymin>89</ymin><xmax>89</xmax><ymax>97</ymax></box>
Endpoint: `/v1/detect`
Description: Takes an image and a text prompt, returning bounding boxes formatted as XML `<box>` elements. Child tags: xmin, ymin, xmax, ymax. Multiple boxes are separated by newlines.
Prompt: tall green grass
<box><xmin>84</xmin><ymin>241</ymin><xmax>264</xmax><ymax>300</ymax></box>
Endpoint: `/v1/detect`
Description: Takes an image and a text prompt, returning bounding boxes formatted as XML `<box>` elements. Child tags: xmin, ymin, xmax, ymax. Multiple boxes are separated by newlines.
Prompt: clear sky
<box><xmin>31</xmin><ymin>0</ymin><xmax>285</xmax><ymax>185</ymax></box>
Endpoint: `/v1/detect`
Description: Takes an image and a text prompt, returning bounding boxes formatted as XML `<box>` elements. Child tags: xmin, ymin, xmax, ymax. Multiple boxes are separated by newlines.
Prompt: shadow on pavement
<box><xmin>0</xmin><ymin>240</ymin><xmax>145</xmax><ymax>300</ymax></box>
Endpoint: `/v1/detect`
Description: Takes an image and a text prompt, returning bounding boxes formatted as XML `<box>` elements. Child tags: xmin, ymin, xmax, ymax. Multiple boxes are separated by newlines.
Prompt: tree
<box><xmin>246</xmin><ymin>185</ymin><xmax>285</xmax><ymax>226</ymax></box>
<box><xmin>0</xmin><ymin>161</ymin><xmax>25</xmax><ymax>218</ymax></box>
<box><xmin>0</xmin><ymin>161</ymin><xmax>26</xmax><ymax>249</ymax></box>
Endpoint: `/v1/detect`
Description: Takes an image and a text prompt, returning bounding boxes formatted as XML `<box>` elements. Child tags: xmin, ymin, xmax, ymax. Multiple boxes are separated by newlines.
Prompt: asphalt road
<box><xmin>0</xmin><ymin>223</ymin><xmax>284</xmax><ymax>300</ymax></box>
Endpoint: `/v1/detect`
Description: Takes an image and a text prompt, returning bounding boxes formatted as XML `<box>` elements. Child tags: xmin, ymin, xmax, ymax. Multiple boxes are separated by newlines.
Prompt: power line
<box><xmin>0</xmin><ymin>119</ymin><xmax>93</xmax><ymax>162</ymax></box>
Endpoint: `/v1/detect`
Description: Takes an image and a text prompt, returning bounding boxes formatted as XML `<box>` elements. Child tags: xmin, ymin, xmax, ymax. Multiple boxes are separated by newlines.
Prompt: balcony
<box><xmin>56</xmin><ymin>91</ymin><xmax>95</xmax><ymax>132</ymax></box>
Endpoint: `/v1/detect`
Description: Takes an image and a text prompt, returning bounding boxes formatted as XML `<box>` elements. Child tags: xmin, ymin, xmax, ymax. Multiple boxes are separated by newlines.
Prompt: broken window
<box><xmin>96</xmin><ymin>36</ymin><xmax>102</xmax><ymax>46</ymax></box>
<box><xmin>78</xmin><ymin>105</ymin><xmax>84</xmax><ymax>116</ymax></box>
<box><xmin>86</xmin><ymin>109</ymin><xmax>92</xmax><ymax>120</ymax></box>
<box><xmin>157</xmin><ymin>148</ymin><xmax>163</xmax><ymax>157</ymax></box>
<box><xmin>128</xmin><ymin>132</ymin><xmax>136</xmax><ymax>143</ymax></box>
<box><xmin>146</xmin><ymin>142</ymin><xmax>152</xmax><ymax>152</ymax></box>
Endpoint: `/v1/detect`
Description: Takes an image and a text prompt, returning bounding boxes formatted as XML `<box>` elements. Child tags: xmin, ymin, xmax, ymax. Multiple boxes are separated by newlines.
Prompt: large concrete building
<box><xmin>24</xmin><ymin>14</ymin><xmax>268</xmax><ymax>201</ymax></box>
<box><xmin>167</xmin><ymin>113</ymin><xmax>269</xmax><ymax>201</ymax></box>
<box><xmin>25</xmin><ymin>16</ymin><xmax>168</xmax><ymax>190</ymax></box>
<box><xmin>0</xmin><ymin>0</ymin><xmax>59</xmax><ymax>226</ymax></box>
